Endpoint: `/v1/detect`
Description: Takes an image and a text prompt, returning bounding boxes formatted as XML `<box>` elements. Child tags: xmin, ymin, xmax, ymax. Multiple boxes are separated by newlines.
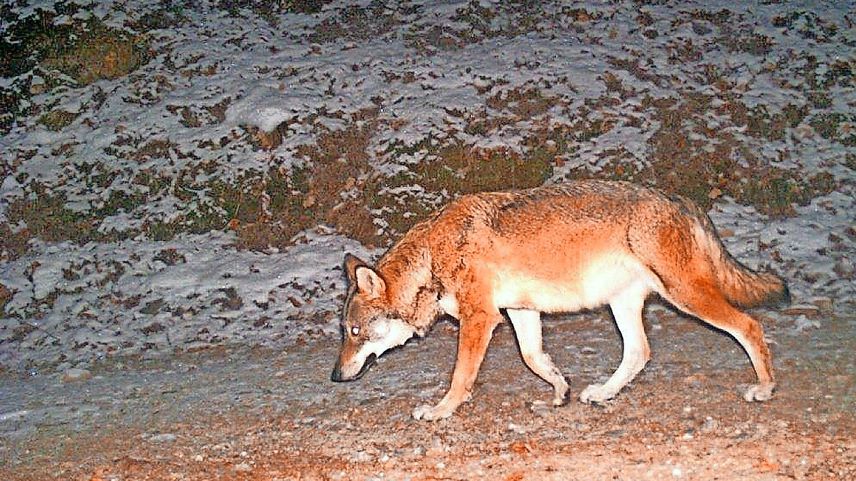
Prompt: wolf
<box><xmin>330</xmin><ymin>180</ymin><xmax>788</xmax><ymax>421</ymax></box>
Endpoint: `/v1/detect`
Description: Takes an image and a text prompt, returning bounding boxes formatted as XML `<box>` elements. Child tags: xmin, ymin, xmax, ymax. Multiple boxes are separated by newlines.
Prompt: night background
<box><xmin>0</xmin><ymin>1</ymin><xmax>853</xmax><ymax>479</ymax></box>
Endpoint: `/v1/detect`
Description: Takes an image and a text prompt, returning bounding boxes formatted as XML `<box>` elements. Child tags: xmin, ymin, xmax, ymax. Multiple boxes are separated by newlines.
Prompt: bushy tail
<box><xmin>682</xmin><ymin>199</ymin><xmax>790</xmax><ymax>308</ymax></box>
<box><xmin>715</xmin><ymin>258</ymin><xmax>790</xmax><ymax>308</ymax></box>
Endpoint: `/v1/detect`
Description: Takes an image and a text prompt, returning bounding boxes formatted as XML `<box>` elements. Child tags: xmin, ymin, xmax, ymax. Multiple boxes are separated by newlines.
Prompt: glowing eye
<box><xmin>350</xmin><ymin>326</ymin><xmax>360</xmax><ymax>336</ymax></box>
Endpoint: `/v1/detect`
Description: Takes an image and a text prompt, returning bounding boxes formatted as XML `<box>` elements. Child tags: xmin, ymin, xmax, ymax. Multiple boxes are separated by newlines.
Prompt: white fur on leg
<box><xmin>412</xmin><ymin>389</ymin><xmax>473</xmax><ymax>421</ymax></box>
<box><xmin>507</xmin><ymin>309</ymin><xmax>570</xmax><ymax>406</ymax></box>
<box><xmin>744</xmin><ymin>383</ymin><xmax>775</xmax><ymax>402</ymax></box>
<box><xmin>412</xmin><ymin>402</ymin><xmax>454</xmax><ymax>421</ymax></box>
<box><xmin>579</xmin><ymin>383</ymin><xmax>618</xmax><ymax>404</ymax></box>
<box><xmin>580</xmin><ymin>283</ymin><xmax>650</xmax><ymax>405</ymax></box>
<box><xmin>726</xmin><ymin>330</ymin><xmax>775</xmax><ymax>403</ymax></box>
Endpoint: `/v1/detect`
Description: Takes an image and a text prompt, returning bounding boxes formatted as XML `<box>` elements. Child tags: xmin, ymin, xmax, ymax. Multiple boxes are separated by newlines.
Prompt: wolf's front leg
<box><xmin>413</xmin><ymin>312</ymin><xmax>500</xmax><ymax>421</ymax></box>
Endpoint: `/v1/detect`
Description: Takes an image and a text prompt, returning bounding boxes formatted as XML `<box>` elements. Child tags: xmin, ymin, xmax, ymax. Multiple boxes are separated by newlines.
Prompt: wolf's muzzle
<box><xmin>331</xmin><ymin>353</ymin><xmax>377</xmax><ymax>382</ymax></box>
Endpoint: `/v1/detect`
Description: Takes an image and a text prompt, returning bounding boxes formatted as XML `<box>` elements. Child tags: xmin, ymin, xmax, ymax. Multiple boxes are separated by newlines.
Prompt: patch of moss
<box><xmin>234</xmin><ymin>166</ymin><xmax>319</xmax><ymax>250</ymax></box>
<box><xmin>486</xmin><ymin>87</ymin><xmax>556</xmax><ymax>119</ymax></box>
<box><xmin>567</xmin><ymin>96</ymin><xmax>838</xmax><ymax>217</ymax></box>
<box><xmin>6</xmin><ymin>185</ymin><xmax>97</xmax><ymax>244</ymax></box>
<box><xmin>0</xmin><ymin>283</ymin><xmax>11</xmax><ymax>317</ymax></box>
<box><xmin>39</xmin><ymin>21</ymin><xmax>147</xmax><ymax>86</ymax></box>
<box><xmin>741</xmin><ymin>176</ymin><xmax>803</xmax><ymax>217</ymax></box>
<box><xmin>217</xmin><ymin>0</ymin><xmax>329</xmax><ymax>22</ymax></box>
<box><xmin>38</xmin><ymin>109</ymin><xmax>78</xmax><ymax>131</ymax></box>
<box><xmin>807</xmin><ymin>91</ymin><xmax>832</xmax><ymax>109</ymax></box>
<box><xmin>362</xmin><ymin>142</ymin><xmax>553</xmax><ymax>242</ymax></box>
<box><xmin>727</xmin><ymin>101</ymin><xmax>810</xmax><ymax>141</ymax></box>
<box><xmin>0</xmin><ymin>9</ymin><xmax>148</xmax><ymax>130</ymax></box>
<box><xmin>845</xmin><ymin>153</ymin><xmax>856</xmax><ymax>171</ymax></box>
<box><xmin>823</xmin><ymin>60</ymin><xmax>853</xmax><ymax>89</ymax></box>
<box><xmin>0</xmin><ymin>8</ymin><xmax>72</xmax><ymax>78</ymax></box>
<box><xmin>309</xmin><ymin>4</ymin><xmax>399</xmax><ymax>43</ymax></box>
<box><xmin>130</xmin><ymin>2</ymin><xmax>190</xmax><ymax>31</ymax></box>
<box><xmin>431</xmin><ymin>144</ymin><xmax>552</xmax><ymax>195</ymax></box>
<box><xmin>688</xmin><ymin>9</ymin><xmax>732</xmax><ymax>27</ymax></box>
<box><xmin>145</xmin><ymin>220</ymin><xmax>181</xmax><ymax>242</ymax></box>
<box><xmin>132</xmin><ymin>170</ymin><xmax>173</xmax><ymax>197</ymax></box>
<box><xmin>745</xmin><ymin>105</ymin><xmax>783</xmax><ymax>141</ymax></box>
<box><xmin>96</xmin><ymin>190</ymin><xmax>146</xmax><ymax>217</ymax></box>
<box><xmin>810</xmin><ymin>113</ymin><xmax>856</xmax><ymax>146</ymax></box>
<box><xmin>772</xmin><ymin>11</ymin><xmax>839</xmax><ymax>42</ymax></box>
<box><xmin>0</xmin><ymin>223</ymin><xmax>30</xmax><ymax>260</ymax></box>
<box><xmin>0</xmin><ymin>80</ymin><xmax>30</xmax><ymax>133</ymax></box>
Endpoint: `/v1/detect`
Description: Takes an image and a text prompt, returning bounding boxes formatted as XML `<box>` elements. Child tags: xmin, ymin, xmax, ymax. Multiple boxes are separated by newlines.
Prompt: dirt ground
<box><xmin>1</xmin><ymin>305</ymin><xmax>854</xmax><ymax>481</ymax></box>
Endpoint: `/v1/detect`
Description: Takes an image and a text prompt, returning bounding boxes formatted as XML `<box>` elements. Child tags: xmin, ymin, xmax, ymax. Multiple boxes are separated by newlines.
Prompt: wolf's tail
<box><xmin>682</xmin><ymin>199</ymin><xmax>790</xmax><ymax>308</ymax></box>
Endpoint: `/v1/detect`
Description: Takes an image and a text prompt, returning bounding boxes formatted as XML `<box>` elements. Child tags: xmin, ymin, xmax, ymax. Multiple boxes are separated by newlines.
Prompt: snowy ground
<box><xmin>0</xmin><ymin>0</ymin><xmax>854</xmax><ymax>479</ymax></box>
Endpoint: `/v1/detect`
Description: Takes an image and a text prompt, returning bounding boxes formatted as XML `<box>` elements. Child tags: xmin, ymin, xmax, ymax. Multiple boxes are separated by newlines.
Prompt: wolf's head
<box><xmin>331</xmin><ymin>253</ymin><xmax>417</xmax><ymax>382</ymax></box>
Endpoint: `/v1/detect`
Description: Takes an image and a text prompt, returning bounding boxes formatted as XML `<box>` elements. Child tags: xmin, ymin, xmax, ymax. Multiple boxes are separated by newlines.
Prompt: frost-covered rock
<box><xmin>61</xmin><ymin>368</ymin><xmax>92</xmax><ymax>383</ymax></box>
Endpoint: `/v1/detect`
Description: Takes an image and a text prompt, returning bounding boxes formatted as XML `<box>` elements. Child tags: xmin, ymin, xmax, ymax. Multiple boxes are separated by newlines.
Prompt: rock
<box><xmin>811</xmin><ymin>297</ymin><xmax>833</xmax><ymax>313</ymax></box>
<box><xmin>783</xmin><ymin>304</ymin><xmax>820</xmax><ymax>318</ymax></box>
<box><xmin>717</xmin><ymin>227</ymin><xmax>734</xmax><ymax>238</ymax></box>
<box><xmin>530</xmin><ymin>400</ymin><xmax>550</xmax><ymax>418</ymax></box>
<box><xmin>234</xmin><ymin>462</ymin><xmax>252</xmax><ymax>472</ymax></box>
<box><xmin>754</xmin><ymin>422</ymin><xmax>770</xmax><ymax>437</ymax></box>
<box><xmin>426</xmin><ymin>436</ymin><xmax>445</xmax><ymax>457</ymax></box>
<box><xmin>792</xmin><ymin>315</ymin><xmax>821</xmax><ymax>332</ymax></box>
<box><xmin>708</xmin><ymin>187</ymin><xmax>722</xmax><ymax>200</ymax></box>
<box><xmin>149</xmin><ymin>433</ymin><xmax>177</xmax><ymax>443</ymax></box>
<box><xmin>0</xmin><ymin>410</ymin><xmax>28</xmax><ymax>422</ymax></box>
<box><xmin>351</xmin><ymin>450</ymin><xmax>372</xmax><ymax>463</ymax></box>
<box><xmin>62</xmin><ymin>368</ymin><xmax>92</xmax><ymax>383</ymax></box>
<box><xmin>507</xmin><ymin>423</ymin><xmax>527</xmax><ymax>434</ymax></box>
<box><xmin>29</xmin><ymin>77</ymin><xmax>47</xmax><ymax>95</ymax></box>
<box><xmin>701</xmin><ymin>416</ymin><xmax>718</xmax><ymax>433</ymax></box>
<box><xmin>833</xmin><ymin>257</ymin><xmax>854</xmax><ymax>278</ymax></box>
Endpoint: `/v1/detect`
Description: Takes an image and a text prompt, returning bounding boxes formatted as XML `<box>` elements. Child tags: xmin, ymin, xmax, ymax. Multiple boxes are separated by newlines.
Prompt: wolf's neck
<box><xmin>378</xmin><ymin>237</ymin><xmax>439</xmax><ymax>334</ymax></box>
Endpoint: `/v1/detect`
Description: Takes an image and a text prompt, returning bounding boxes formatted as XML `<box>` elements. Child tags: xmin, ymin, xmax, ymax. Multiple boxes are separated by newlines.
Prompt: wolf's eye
<box><xmin>350</xmin><ymin>326</ymin><xmax>360</xmax><ymax>336</ymax></box>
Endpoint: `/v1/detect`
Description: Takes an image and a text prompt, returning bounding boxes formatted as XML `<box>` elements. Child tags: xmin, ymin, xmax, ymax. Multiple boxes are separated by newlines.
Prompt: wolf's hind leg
<box><xmin>507</xmin><ymin>309</ymin><xmax>570</xmax><ymax>406</ymax></box>
<box><xmin>662</xmin><ymin>278</ymin><xmax>775</xmax><ymax>401</ymax></box>
<box><xmin>580</xmin><ymin>282</ymin><xmax>650</xmax><ymax>404</ymax></box>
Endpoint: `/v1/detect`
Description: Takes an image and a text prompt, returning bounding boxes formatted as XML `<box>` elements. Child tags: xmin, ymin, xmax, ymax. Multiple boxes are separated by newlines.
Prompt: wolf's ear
<box><xmin>344</xmin><ymin>253</ymin><xmax>368</xmax><ymax>283</ymax></box>
<box><xmin>355</xmin><ymin>266</ymin><xmax>386</xmax><ymax>299</ymax></box>
<box><xmin>344</xmin><ymin>254</ymin><xmax>386</xmax><ymax>298</ymax></box>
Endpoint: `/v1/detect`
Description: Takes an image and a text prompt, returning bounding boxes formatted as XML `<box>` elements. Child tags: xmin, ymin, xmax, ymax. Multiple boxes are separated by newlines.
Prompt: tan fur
<box><xmin>331</xmin><ymin>180</ymin><xmax>789</xmax><ymax>420</ymax></box>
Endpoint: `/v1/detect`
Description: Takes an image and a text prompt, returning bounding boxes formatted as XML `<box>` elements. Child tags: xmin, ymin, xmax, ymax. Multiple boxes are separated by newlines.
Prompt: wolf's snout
<box><xmin>331</xmin><ymin>353</ymin><xmax>377</xmax><ymax>382</ymax></box>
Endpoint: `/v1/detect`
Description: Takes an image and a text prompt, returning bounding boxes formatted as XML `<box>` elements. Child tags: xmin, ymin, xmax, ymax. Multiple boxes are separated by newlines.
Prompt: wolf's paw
<box><xmin>579</xmin><ymin>384</ymin><xmax>617</xmax><ymax>405</ymax></box>
<box><xmin>743</xmin><ymin>383</ymin><xmax>775</xmax><ymax>402</ymax></box>
<box><xmin>553</xmin><ymin>385</ymin><xmax>571</xmax><ymax>407</ymax></box>
<box><xmin>412</xmin><ymin>403</ymin><xmax>454</xmax><ymax>421</ymax></box>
